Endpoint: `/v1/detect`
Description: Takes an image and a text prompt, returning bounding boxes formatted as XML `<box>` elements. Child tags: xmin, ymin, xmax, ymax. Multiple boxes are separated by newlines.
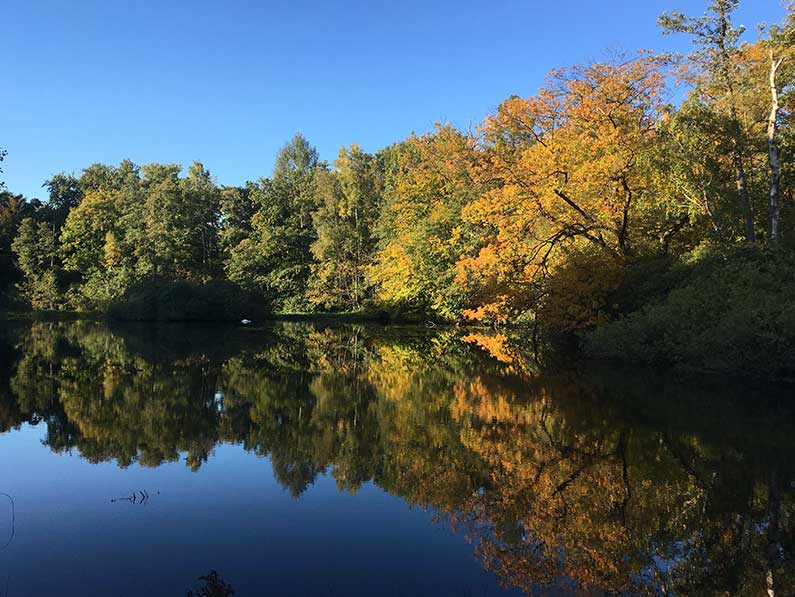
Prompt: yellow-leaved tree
<box><xmin>456</xmin><ymin>54</ymin><xmax>678</xmax><ymax>324</ymax></box>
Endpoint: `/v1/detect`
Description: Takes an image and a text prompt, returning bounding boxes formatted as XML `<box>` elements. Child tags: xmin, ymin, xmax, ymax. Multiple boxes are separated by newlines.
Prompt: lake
<box><xmin>0</xmin><ymin>320</ymin><xmax>792</xmax><ymax>596</ymax></box>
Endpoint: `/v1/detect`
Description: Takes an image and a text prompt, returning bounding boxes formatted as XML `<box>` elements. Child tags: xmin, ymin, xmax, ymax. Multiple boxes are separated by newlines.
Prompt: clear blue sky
<box><xmin>2</xmin><ymin>0</ymin><xmax>785</xmax><ymax>200</ymax></box>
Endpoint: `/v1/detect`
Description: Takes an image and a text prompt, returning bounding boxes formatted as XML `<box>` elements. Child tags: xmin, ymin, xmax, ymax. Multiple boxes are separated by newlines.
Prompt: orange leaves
<box><xmin>454</xmin><ymin>55</ymin><xmax>667</xmax><ymax>322</ymax></box>
<box><xmin>460</xmin><ymin>297</ymin><xmax>510</xmax><ymax>324</ymax></box>
<box><xmin>455</xmin><ymin>245</ymin><xmax>500</xmax><ymax>284</ymax></box>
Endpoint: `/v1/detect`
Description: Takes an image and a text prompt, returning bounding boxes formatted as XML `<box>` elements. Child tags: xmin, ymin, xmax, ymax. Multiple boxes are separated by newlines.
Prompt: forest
<box><xmin>2</xmin><ymin>0</ymin><xmax>795</xmax><ymax>377</ymax></box>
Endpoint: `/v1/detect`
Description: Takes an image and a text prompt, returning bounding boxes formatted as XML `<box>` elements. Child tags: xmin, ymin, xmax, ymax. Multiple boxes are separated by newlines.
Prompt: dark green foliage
<box><xmin>219</xmin><ymin>184</ymin><xmax>256</xmax><ymax>252</ymax></box>
<box><xmin>587</xmin><ymin>248</ymin><xmax>795</xmax><ymax>378</ymax></box>
<box><xmin>106</xmin><ymin>279</ymin><xmax>268</xmax><ymax>322</ymax></box>
<box><xmin>43</xmin><ymin>173</ymin><xmax>82</xmax><ymax>231</ymax></box>
<box><xmin>1</xmin><ymin>191</ymin><xmax>36</xmax><ymax>297</ymax></box>
<box><xmin>10</xmin><ymin>217</ymin><xmax>61</xmax><ymax>310</ymax></box>
<box><xmin>225</xmin><ymin>133</ymin><xmax>321</xmax><ymax>312</ymax></box>
<box><xmin>107</xmin><ymin>321</ymin><xmax>268</xmax><ymax>363</ymax></box>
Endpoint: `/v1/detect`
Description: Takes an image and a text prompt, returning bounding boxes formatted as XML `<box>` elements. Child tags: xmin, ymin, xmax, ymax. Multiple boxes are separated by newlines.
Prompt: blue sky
<box><xmin>2</xmin><ymin>0</ymin><xmax>786</xmax><ymax>200</ymax></box>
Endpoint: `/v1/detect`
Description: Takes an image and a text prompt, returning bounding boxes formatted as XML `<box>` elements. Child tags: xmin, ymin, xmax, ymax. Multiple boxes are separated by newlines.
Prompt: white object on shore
<box><xmin>241</xmin><ymin>319</ymin><xmax>252</xmax><ymax>325</ymax></box>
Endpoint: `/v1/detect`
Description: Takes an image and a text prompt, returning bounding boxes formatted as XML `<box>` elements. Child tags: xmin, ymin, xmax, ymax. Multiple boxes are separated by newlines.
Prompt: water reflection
<box><xmin>0</xmin><ymin>320</ymin><xmax>793</xmax><ymax>595</ymax></box>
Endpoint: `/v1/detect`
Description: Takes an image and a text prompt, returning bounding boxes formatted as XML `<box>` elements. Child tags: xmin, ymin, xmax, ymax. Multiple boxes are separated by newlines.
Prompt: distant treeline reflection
<box><xmin>0</xmin><ymin>321</ymin><xmax>793</xmax><ymax>594</ymax></box>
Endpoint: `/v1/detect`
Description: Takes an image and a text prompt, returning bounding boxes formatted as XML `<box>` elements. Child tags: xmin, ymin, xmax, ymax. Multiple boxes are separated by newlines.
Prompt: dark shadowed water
<box><xmin>0</xmin><ymin>320</ymin><xmax>792</xmax><ymax>596</ymax></box>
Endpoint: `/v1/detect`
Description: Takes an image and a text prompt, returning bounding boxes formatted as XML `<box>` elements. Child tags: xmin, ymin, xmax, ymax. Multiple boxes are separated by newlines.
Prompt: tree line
<box><xmin>2</xmin><ymin>2</ymin><xmax>795</xmax><ymax>334</ymax></box>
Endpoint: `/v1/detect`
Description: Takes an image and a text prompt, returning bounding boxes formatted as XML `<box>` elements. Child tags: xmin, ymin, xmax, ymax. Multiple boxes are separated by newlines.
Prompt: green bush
<box><xmin>106</xmin><ymin>279</ymin><xmax>269</xmax><ymax>322</ymax></box>
<box><xmin>586</xmin><ymin>247</ymin><xmax>795</xmax><ymax>379</ymax></box>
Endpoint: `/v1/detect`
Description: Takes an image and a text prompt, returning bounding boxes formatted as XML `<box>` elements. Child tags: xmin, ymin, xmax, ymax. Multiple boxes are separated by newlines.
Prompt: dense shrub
<box><xmin>586</xmin><ymin>248</ymin><xmax>795</xmax><ymax>379</ymax></box>
<box><xmin>106</xmin><ymin>279</ymin><xmax>268</xmax><ymax>322</ymax></box>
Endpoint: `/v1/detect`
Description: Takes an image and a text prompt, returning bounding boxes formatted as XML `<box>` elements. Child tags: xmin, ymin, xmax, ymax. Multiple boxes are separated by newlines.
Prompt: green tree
<box><xmin>751</xmin><ymin>9</ymin><xmax>795</xmax><ymax>243</ymax></box>
<box><xmin>55</xmin><ymin>160</ymin><xmax>226</xmax><ymax>309</ymax></box>
<box><xmin>43</xmin><ymin>173</ymin><xmax>82</xmax><ymax>232</ymax></box>
<box><xmin>140</xmin><ymin>163</ymin><xmax>184</xmax><ymax>277</ymax></box>
<box><xmin>309</xmin><ymin>145</ymin><xmax>383</xmax><ymax>310</ymax></box>
<box><xmin>227</xmin><ymin>134</ymin><xmax>321</xmax><ymax>311</ymax></box>
<box><xmin>219</xmin><ymin>184</ymin><xmax>256</xmax><ymax>255</ymax></box>
<box><xmin>58</xmin><ymin>187</ymin><xmax>128</xmax><ymax>308</ymax></box>
<box><xmin>650</xmin><ymin>98</ymin><xmax>737</xmax><ymax>245</ymax></box>
<box><xmin>180</xmin><ymin>161</ymin><xmax>222</xmax><ymax>281</ymax></box>
<box><xmin>11</xmin><ymin>218</ymin><xmax>60</xmax><ymax>309</ymax></box>
<box><xmin>659</xmin><ymin>0</ymin><xmax>756</xmax><ymax>242</ymax></box>
<box><xmin>0</xmin><ymin>191</ymin><xmax>36</xmax><ymax>296</ymax></box>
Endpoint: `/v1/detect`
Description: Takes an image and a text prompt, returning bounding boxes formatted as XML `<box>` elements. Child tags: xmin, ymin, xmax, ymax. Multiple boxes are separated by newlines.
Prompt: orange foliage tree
<box><xmin>455</xmin><ymin>55</ymin><xmax>677</xmax><ymax>323</ymax></box>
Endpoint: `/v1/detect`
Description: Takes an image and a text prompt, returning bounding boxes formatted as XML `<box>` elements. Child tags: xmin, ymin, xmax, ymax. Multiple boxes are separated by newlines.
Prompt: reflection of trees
<box><xmin>6</xmin><ymin>322</ymin><xmax>225</xmax><ymax>469</ymax></box>
<box><xmin>58</xmin><ymin>356</ymin><xmax>223</xmax><ymax>469</ymax></box>
<box><xmin>0</xmin><ymin>324</ymin><xmax>26</xmax><ymax>433</ymax></box>
<box><xmin>5</xmin><ymin>322</ymin><xmax>79</xmax><ymax>447</ymax></box>
<box><xmin>443</xmin><ymin>352</ymin><xmax>795</xmax><ymax>595</ymax></box>
<box><xmin>223</xmin><ymin>362</ymin><xmax>320</xmax><ymax>495</ymax></box>
<box><xmin>1</xmin><ymin>322</ymin><xmax>792</xmax><ymax>594</ymax></box>
<box><xmin>368</xmin><ymin>341</ymin><xmax>491</xmax><ymax>513</ymax></box>
<box><xmin>449</xmin><ymin>375</ymin><xmax>694</xmax><ymax>593</ymax></box>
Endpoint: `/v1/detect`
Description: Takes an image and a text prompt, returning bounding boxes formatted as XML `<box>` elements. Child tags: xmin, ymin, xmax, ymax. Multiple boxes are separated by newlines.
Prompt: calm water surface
<box><xmin>0</xmin><ymin>320</ymin><xmax>792</xmax><ymax>596</ymax></box>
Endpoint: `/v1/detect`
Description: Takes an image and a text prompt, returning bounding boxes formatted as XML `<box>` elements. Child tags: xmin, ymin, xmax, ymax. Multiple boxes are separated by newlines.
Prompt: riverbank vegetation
<box><xmin>2</xmin><ymin>1</ymin><xmax>795</xmax><ymax>375</ymax></box>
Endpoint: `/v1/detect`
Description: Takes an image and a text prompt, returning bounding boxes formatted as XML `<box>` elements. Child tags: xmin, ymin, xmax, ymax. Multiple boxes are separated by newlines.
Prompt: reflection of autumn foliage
<box><xmin>462</xmin><ymin>334</ymin><xmax>514</xmax><ymax>364</ymax></box>
<box><xmin>1</xmin><ymin>321</ymin><xmax>793</xmax><ymax>594</ymax></box>
<box><xmin>451</xmin><ymin>378</ymin><xmax>652</xmax><ymax>592</ymax></box>
<box><xmin>368</xmin><ymin>343</ymin><xmax>489</xmax><ymax>512</ymax></box>
<box><xmin>461</xmin><ymin>332</ymin><xmax>541</xmax><ymax>378</ymax></box>
<box><xmin>447</xmin><ymin>369</ymin><xmax>794</xmax><ymax>594</ymax></box>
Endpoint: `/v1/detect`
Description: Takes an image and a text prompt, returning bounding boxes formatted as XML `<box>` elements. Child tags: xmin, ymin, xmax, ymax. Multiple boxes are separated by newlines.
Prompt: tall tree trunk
<box><xmin>767</xmin><ymin>50</ymin><xmax>784</xmax><ymax>244</ymax></box>
<box><xmin>733</xmin><ymin>140</ymin><xmax>755</xmax><ymax>243</ymax></box>
<box><xmin>722</xmin><ymin>43</ymin><xmax>756</xmax><ymax>243</ymax></box>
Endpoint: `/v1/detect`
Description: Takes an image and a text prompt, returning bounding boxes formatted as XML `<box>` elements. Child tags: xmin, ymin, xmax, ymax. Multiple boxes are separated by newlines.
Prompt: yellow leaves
<box><xmin>451</xmin><ymin>378</ymin><xmax>520</xmax><ymax>428</ymax></box>
<box><xmin>103</xmin><ymin>231</ymin><xmax>123</xmax><ymax>269</ymax></box>
<box><xmin>367</xmin><ymin>241</ymin><xmax>415</xmax><ymax>304</ymax></box>
<box><xmin>368</xmin><ymin>55</ymin><xmax>674</xmax><ymax>324</ymax></box>
<box><xmin>60</xmin><ymin>189</ymin><xmax>124</xmax><ymax>274</ymax></box>
<box><xmin>451</xmin><ymin>55</ymin><xmax>667</xmax><ymax>322</ymax></box>
<box><xmin>370</xmin><ymin>126</ymin><xmax>481</xmax><ymax>317</ymax></box>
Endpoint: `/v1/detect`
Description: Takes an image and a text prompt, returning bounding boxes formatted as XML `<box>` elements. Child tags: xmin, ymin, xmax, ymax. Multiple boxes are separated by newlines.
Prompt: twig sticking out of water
<box><xmin>111</xmin><ymin>489</ymin><xmax>152</xmax><ymax>504</ymax></box>
<box><xmin>0</xmin><ymin>494</ymin><xmax>14</xmax><ymax>552</ymax></box>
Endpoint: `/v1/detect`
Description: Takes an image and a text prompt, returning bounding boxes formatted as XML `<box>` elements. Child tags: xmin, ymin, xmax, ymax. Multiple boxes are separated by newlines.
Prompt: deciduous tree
<box><xmin>309</xmin><ymin>145</ymin><xmax>382</xmax><ymax>310</ymax></box>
